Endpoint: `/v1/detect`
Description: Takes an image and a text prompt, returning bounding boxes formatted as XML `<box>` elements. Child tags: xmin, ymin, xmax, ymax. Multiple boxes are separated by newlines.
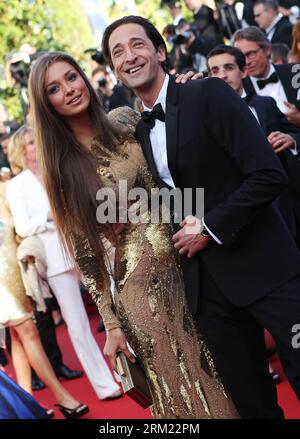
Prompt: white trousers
<box><xmin>48</xmin><ymin>270</ymin><xmax>119</xmax><ymax>399</ymax></box>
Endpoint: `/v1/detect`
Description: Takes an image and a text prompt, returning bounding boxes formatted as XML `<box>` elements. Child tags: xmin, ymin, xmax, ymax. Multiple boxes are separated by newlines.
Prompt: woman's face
<box><xmin>44</xmin><ymin>61</ymin><xmax>90</xmax><ymax>117</ymax></box>
<box><xmin>24</xmin><ymin>131</ymin><xmax>36</xmax><ymax>164</ymax></box>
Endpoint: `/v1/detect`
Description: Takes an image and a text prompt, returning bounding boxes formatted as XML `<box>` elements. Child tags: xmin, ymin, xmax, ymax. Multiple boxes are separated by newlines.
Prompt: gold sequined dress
<box><xmin>74</xmin><ymin>107</ymin><xmax>239</xmax><ymax>419</ymax></box>
<box><xmin>0</xmin><ymin>182</ymin><xmax>32</xmax><ymax>327</ymax></box>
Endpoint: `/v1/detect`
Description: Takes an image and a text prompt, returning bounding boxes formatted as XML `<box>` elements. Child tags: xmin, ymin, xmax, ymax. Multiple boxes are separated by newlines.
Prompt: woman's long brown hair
<box><xmin>28</xmin><ymin>52</ymin><xmax>124</xmax><ymax>282</ymax></box>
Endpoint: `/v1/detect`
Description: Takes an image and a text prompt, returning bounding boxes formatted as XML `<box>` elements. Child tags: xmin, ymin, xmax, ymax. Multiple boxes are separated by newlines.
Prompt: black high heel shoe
<box><xmin>46</xmin><ymin>408</ymin><xmax>55</xmax><ymax>418</ymax></box>
<box><xmin>55</xmin><ymin>403</ymin><xmax>89</xmax><ymax>419</ymax></box>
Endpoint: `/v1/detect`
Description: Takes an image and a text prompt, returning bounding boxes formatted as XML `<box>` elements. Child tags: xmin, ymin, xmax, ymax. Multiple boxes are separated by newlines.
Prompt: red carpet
<box><xmin>4</xmin><ymin>311</ymin><xmax>300</xmax><ymax>419</ymax></box>
<box><xmin>4</xmin><ymin>312</ymin><xmax>152</xmax><ymax>420</ymax></box>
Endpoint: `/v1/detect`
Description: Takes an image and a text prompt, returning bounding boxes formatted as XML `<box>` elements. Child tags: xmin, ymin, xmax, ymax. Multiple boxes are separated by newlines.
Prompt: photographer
<box><xmin>214</xmin><ymin>0</ymin><xmax>243</xmax><ymax>39</ymax></box>
<box><xmin>164</xmin><ymin>20</ymin><xmax>217</xmax><ymax>72</ymax></box>
<box><xmin>184</xmin><ymin>0</ymin><xmax>224</xmax><ymax>44</ymax></box>
<box><xmin>180</xmin><ymin>21</ymin><xmax>218</xmax><ymax>69</ymax></box>
<box><xmin>5</xmin><ymin>46</ymin><xmax>41</xmax><ymax>120</ymax></box>
<box><xmin>163</xmin><ymin>24</ymin><xmax>193</xmax><ymax>73</ymax></box>
<box><xmin>91</xmin><ymin>66</ymin><xmax>134</xmax><ymax>112</ymax></box>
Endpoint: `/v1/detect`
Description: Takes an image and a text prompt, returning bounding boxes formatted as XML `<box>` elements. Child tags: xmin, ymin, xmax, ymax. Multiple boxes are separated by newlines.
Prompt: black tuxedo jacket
<box><xmin>249</xmin><ymin>94</ymin><xmax>300</xmax><ymax>239</ymax></box>
<box><xmin>270</xmin><ymin>16</ymin><xmax>293</xmax><ymax>48</ymax></box>
<box><xmin>250</xmin><ymin>94</ymin><xmax>300</xmax><ymax>139</ymax></box>
<box><xmin>243</xmin><ymin>63</ymin><xmax>300</xmax><ymax>109</ymax></box>
<box><xmin>136</xmin><ymin>77</ymin><xmax>300</xmax><ymax>313</ymax></box>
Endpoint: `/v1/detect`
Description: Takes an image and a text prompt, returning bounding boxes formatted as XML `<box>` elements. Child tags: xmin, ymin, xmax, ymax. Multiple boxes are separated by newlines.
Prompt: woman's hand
<box><xmin>284</xmin><ymin>101</ymin><xmax>300</xmax><ymax>128</ymax></box>
<box><xmin>103</xmin><ymin>223</ymin><xmax>127</xmax><ymax>246</ymax></box>
<box><xmin>104</xmin><ymin>327</ymin><xmax>136</xmax><ymax>371</ymax></box>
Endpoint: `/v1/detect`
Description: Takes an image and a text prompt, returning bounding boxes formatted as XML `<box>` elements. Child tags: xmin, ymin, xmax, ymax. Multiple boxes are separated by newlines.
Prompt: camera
<box><xmin>9</xmin><ymin>60</ymin><xmax>30</xmax><ymax>87</ymax></box>
<box><xmin>6</xmin><ymin>51</ymin><xmax>32</xmax><ymax>87</ymax></box>
<box><xmin>84</xmin><ymin>48</ymin><xmax>106</xmax><ymax>65</ymax></box>
<box><xmin>6</xmin><ymin>51</ymin><xmax>45</xmax><ymax>87</ymax></box>
<box><xmin>170</xmin><ymin>31</ymin><xmax>192</xmax><ymax>45</ymax></box>
<box><xmin>98</xmin><ymin>78</ymin><xmax>108</xmax><ymax>88</ymax></box>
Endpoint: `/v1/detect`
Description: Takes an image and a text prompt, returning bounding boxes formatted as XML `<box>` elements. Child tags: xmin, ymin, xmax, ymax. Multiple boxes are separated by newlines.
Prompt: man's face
<box><xmin>208</xmin><ymin>53</ymin><xmax>246</xmax><ymax>94</ymax></box>
<box><xmin>254</xmin><ymin>4</ymin><xmax>275</xmax><ymax>30</ymax></box>
<box><xmin>234</xmin><ymin>39</ymin><xmax>271</xmax><ymax>78</ymax></box>
<box><xmin>108</xmin><ymin>23</ymin><xmax>166</xmax><ymax>93</ymax></box>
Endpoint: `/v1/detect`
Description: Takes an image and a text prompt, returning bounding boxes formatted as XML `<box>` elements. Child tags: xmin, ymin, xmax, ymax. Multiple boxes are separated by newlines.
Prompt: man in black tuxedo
<box><xmin>254</xmin><ymin>0</ymin><xmax>293</xmax><ymax>47</ymax></box>
<box><xmin>207</xmin><ymin>44</ymin><xmax>300</xmax><ymax>240</ymax></box>
<box><xmin>207</xmin><ymin>46</ymin><xmax>300</xmax><ymax>399</ymax></box>
<box><xmin>233</xmin><ymin>26</ymin><xmax>300</xmax><ymax>114</ymax></box>
<box><xmin>102</xmin><ymin>15</ymin><xmax>300</xmax><ymax>418</ymax></box>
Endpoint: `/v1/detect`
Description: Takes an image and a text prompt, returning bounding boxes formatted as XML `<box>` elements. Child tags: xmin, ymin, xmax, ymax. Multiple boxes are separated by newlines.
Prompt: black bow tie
<box><xmin>141</xmin><ymin>103</ymin><xmax>165</xmax><ymax>129</ymax></box>
<box><xmin>256</xmin><ymin>72</ymin><xmax>278</xmax><ymax>90</ymax></box>
<box><xmin>242</xmin><ymin>92</ymin><xmax>255</xmax><ymax>106</ymax></box>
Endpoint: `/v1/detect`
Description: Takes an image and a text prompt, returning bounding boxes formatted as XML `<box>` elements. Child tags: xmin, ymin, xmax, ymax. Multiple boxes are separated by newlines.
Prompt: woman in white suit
<box><xmin>6</xmin><ymin>125</ymin><xmax>122</xmax><ymax>401</ymax></box>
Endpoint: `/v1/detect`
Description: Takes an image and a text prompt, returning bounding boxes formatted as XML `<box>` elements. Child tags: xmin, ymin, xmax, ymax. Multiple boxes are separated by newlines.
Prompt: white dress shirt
<box><xmin>143</xmin><ymin>74</ymin><xmax>176</xmax><ymax>189</ymax></box>
<box><xmin>142</xmin><ymin>74</ymin><xmax>221</xmax><ymax>244</ymax></box>
<box><xmin>241</xmin><ymin>89</ymin><xmax>260</xmax><ymax>123</ymax></box>
<box><xmin>250</xmin><ymin>64</ymin><xmax>288</xmax><ymax>114</ymax></box>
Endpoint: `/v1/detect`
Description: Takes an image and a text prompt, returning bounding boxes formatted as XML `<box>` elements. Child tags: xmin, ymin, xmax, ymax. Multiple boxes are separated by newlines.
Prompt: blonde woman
<box><xmin>0</xmin><ymin>179</ymin><xmax>88</xmax><ymax>418</ymax></box>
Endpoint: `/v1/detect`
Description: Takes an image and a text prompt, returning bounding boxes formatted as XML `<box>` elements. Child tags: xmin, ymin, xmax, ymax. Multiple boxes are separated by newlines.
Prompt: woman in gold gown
<box><xmin>28</xmin><ymin>51</ymin><xmax>239</xmax><ymax>419</ymax></box>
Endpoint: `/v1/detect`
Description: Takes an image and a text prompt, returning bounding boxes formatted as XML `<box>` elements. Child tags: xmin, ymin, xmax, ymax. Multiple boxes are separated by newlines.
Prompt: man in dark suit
<box><xmin>254</xmin><ymin>0</ymin><xmax>293</xmax><ymax>47</ymax></box>
<box><xmin>102</xmin><ymin>15</ymin><xmax>300</xmax><ymax>418</ymax></box>
<box><xmin>207</xmin><ymin>47</ymin><xmax>300</xmax><ymax>399</ymax></box>
<box><xmin>207</xmin><ymin>44</ymin><xmax>300</xmax><ymax>240</ymax></box>
<box><xmin>233</xmin><ymin>26</ymin><xmax>300</xmax><ymax>114</ymax></box>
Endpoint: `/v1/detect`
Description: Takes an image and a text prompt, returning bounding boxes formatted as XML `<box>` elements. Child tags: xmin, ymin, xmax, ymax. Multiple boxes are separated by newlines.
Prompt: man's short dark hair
<box><xmin>271</xmin><ymin>43</ymin><xmax>289</xmax><ymax>64</ymax></box>
<box><xmin>102</xmin><ymin>15</ymin><xmax>167</xmax><ymax>71</ymax></box>
<box><xmin>254</xmin><ymin>0</ymin><xmax>279</xmax><ymax>12</ymax></box>
<box><xmin>232</xmin><ymin>26</ymin><xmax>272</xmax><ymax>49</ymax></box>
<box><xmin>207</xmin><ymin>45</ymin><xmax>246</xmax><ymax>71</ymax></box>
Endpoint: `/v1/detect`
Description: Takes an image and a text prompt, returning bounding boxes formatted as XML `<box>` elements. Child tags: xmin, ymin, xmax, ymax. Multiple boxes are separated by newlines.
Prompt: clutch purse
<box><xmin>116</xmin><ymin>352</ymin><xmax>152</xmax><ymax>409</ymax></box>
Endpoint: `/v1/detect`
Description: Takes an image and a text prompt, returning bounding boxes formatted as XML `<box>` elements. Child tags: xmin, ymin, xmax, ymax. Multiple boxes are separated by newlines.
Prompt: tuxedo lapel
<box><xmin>271</xmin><ymin>20</ymin><xmax>282</xmax><ymax>43</ymax></box>
<box><xmin>252</xmin><ymin>97</ymin><xmax>267</xmax><ymax>134</ymax></box>
<box><xmin>243</xmin><ymin>76</ymin><xmax>256</xmax><ymax>96</ymax></box>
<box><xmin>165</xmin><ymin>77</ymin><xmax>179</xmax><ymax>185</ymax></box>
<box><xmin>135</xmin><ymin>121</ymin><xmax>169</xmax><ymax>189</ymax></box>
